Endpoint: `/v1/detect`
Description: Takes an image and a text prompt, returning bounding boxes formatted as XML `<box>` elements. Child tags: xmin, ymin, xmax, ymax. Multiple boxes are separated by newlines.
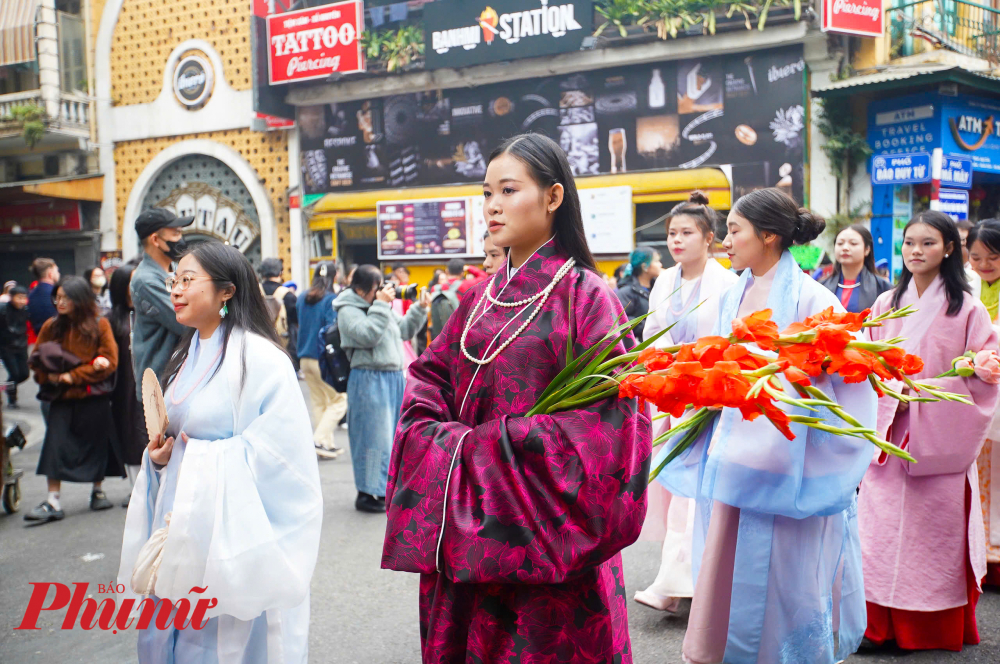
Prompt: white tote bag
<box><xmin>130</xmin><ymin>512</ymin><xmax>171</xmax><ymax>595</ymax></box>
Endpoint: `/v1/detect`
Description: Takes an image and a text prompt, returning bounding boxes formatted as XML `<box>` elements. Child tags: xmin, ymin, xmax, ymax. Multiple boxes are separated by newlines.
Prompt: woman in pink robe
<box><xmin>382</xmin><ymin>134</ymin><xmax>650</xmax><ymax>663</ymax></box>
<box><xmin>860</xmin><ymin>211</ymin><xmax>1000</xmax><ymax>652</ymax></box>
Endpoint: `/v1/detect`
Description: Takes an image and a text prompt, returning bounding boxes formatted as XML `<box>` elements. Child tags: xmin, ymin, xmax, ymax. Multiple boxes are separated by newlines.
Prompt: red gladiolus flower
<box><xmin>723</xmin><ymin>344</ymin><xmax>769</xmax><ymax>371</ymax></box>
<box><xmin>777</xmin><ymin>343</ymin><xmax>827</xmax><ymax>376</ymax></box>
<box><xmin>901</xmin><ymin>353</ymin><xmax>924</xmax><ymax>375</ymax></box>
<box><xmin>732</xmin><ymin>309</ymin><xmax>780</xmax><ymax>350</ymax></box>
<box><xmin>826</xmin><ymin>347</ymin><xmax>877</xmax><ymax>383</ymax></box>
<box><xmin>813</xmin><ymin>326</ymin><xmax>853</xmax><ymax>355</ymax></box>
<box><xmin>879</xmin><ymin>347</ymin><xmax>906</xmax><ymax>369</ymax></box>
<box><xmin>783</xmin><ymin>365</ymin><xmax>812</xmax><ymax>386</ymax></box>
<box><xmin>638</xmin><ymin>347</ymin><xmax>674</xmax><ymax>371</ymax></box>
<box><xmin>802</xmin><ymin>306</ymin><xmax>869</xmax><ymax>332</ymax></box>
<box><xmin>698</xmin><ymin>361</ymin><xmax>751</xmax><ymax>407</ymax></box>
<box><xmin>693</xmin><ymin>336</ymin><xmax>732</xmax><ymax>368</ymax></box>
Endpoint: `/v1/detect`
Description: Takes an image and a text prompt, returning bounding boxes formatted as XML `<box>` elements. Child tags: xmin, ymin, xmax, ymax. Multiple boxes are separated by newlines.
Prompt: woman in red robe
<box><xmin>381</xmin><ymin>133</ymin><xmax>651</xmax><ymax>662</ymax></box>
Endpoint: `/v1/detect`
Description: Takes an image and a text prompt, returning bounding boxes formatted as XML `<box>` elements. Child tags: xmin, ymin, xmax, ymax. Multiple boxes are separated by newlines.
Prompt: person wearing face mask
<box><xmin>130</xmin><ymin>208</ymin><xmax>193</xmax><ymax>401</ymax></box>
<box><xmin>84</xmin><ymin>266</ymin><xmax>112</xmax><ymax>316</ymax></box>
<box><xmin>860</xmin><ymin>211</ymin><xmax>999</xmax><ymax>653</ymax></box>
<box><xmin>333</xmin><ymin>265</ymin><xmax>430</xmax><ymax>513</ymax></box>
<box><xmin>820</xmin><ymin>225</ymin><xmax>892</xmax><ymax>313</ymax></box>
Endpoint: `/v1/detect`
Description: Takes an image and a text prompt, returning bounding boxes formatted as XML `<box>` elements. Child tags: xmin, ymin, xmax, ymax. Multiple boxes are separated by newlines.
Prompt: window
<box><xmin>58</xmin><ymin>13</ymin><xmax>85</xmax><ymax>93</ymax></box>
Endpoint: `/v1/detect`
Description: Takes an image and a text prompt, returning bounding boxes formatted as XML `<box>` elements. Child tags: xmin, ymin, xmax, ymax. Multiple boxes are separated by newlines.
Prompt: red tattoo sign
<box><xmin>266</xmin><ymin>1</ymin><xmax>364</xmax><ymax>85</ymax></box>
<box><xmin>822</xmin><ymin>0</ymin><xmax>884</xmax><ymax>38</ymax></box>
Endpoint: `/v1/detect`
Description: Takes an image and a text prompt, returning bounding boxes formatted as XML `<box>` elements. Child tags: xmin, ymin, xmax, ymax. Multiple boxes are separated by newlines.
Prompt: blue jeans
<box><xmin>346</xmin><ymin>368</ymin><xmax>406</xmax><ymax>497</ymax></box>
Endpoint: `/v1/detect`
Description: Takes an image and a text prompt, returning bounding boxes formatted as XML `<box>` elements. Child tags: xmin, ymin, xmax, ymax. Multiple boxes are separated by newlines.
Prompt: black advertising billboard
<box><xmin>299</xmin><ymin>46</ymin><xmax>807</xmax><ymax>201</ymax></box>
<box><xmin>425</xmin><ymin>0</ymin><xmax>593</xmax><ymax>70</ymax></box>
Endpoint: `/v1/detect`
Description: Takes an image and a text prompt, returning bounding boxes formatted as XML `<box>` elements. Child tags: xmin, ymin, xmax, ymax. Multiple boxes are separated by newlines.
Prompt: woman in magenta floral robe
<box><xmin>382</xmin><ymin>134</ymin><xmax>651</xmax><ymax>663</ymax></box>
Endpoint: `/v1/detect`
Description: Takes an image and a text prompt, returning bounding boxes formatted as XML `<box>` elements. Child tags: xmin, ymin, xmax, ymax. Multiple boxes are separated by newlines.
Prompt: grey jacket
<box><xmin>130</xmin><ymin>253</ymin><xmax>187</xmax><ymax>399</ymax></box>
<box><xmin>332</xmin><ymin>289</ymin><xmax>426</xmax><ymax>372</ymax></box>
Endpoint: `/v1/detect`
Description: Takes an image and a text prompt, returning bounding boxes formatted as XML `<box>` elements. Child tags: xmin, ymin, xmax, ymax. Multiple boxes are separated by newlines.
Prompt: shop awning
<box><xmin>0</xmin><ymin>174</ymin><xmax>103</xmax><ymax>202</ymax></box>
<box><xmin>0</xmin><ymin>0</ymin><xmax>40</xmax><ymax>67</ymax></box>
<box><xmin>310</xmin><ymin>168</ymin><xmax>732</xmax><ymax>216</ymax></box>
<box><xmin>813</xmin><ymin>64</ymin><xmax>1000</xmax><ymax>98</ymax></box>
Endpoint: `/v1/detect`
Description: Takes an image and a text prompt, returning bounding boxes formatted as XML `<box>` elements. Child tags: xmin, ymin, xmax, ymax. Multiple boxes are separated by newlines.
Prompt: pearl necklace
<box><xmin>461</xmin><ymin>258</ymin><xmax>576</xmax><ymax>366</ymax></box>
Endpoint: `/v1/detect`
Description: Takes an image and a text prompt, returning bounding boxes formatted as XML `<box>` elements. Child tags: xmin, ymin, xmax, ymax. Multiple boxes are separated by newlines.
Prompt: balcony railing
<box><xmin>57</xmin><ymin>92</ymin><xmax>91</xmax><ymax>128</ymax></box>
<box><xmin>0</xmin><ymin>90</ymin><xmax>93</xmax><ymax>139</ymax></box>
<box><xmin>888</xmin><ymin>0</ymin><xmax>1000</xmax><ymax>64</ymax></box>
<box><xmin>0</xmin><ymin>91</ymin><xmax>44</xmax><ymax>127</ymax></box>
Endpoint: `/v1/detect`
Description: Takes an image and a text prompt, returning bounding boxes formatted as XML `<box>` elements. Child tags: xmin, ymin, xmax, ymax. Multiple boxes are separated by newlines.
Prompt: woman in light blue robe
<box><xmin>659</xmin><ymin>189</ymin><xmax>876</xmax><ymax>664</ymax></box>
<box><xmin>118</xmin><ymin>242</ymin><xmax>322</xmax><ymax>663</ymax></box>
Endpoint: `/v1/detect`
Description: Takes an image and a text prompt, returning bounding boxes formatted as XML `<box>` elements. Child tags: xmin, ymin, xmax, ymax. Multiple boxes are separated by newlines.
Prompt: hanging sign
<box><xmin>377</xmin><ymin>197</ymin><xmax>471</xmax><ymax>259</ymax></box>
<box><xmin>266</xmin><ymin>0</ymin><xmax>364</xmax><ymax>84</ymax></box>
<box><xmin>940</xmin><ymin>154</ymin><xmax>973</xmax><ymax>189</ymax></box>
<box><xmin>939</xmin><ymin>188</ymin><xmax>970</xmax><ymax>222</ymax></box>
<box><xmin>425</xmin><ymin>0</ymin><xmax>593</xmax><ymax>70</ymax></box>
<box><xmin>871</xmin><ymin>152</ymin><xmax>931</xmax><ymax>186</ymax></box>
<box><xmin>822</xmin><ymin>0</ymin><xmax>884</xmax><ymax>38</ymax></box>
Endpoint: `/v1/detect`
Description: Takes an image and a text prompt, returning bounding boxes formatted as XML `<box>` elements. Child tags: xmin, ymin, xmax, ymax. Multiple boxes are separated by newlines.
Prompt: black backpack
<box><xmin>318</xmin><ymin>313</ymin><xmax>350</xmax><ymax>393</ymax></box>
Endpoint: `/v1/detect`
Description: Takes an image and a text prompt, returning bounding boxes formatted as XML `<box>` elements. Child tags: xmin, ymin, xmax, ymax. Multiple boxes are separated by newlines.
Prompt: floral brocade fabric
<box><xmin>382</xmin><ymin>243</ymin><xmax>651</xmax><ymax>663</ymax></box>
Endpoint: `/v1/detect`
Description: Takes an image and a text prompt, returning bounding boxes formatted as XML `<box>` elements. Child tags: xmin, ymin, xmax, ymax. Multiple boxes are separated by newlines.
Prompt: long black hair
<box><xmin>732</xmin><ymin>187</ymin><xmax>826</xmax><ymax>249</ymax></box>
<box><xmin>488</xmin><ymin>133</ymin><xmax>598</xmax><ymax>272</ymax></box>
<box><xmin>832</xmin><ymin>224</ymin><xmax>878</xmax><ymax>279</ymax></box>
<box><xmin>107</xmin><ymin>264</ymin><xmax>135</xmax><ymax>339</ymax></box>
<box><xmin>890</xmin><ymin>210</ymin><xmax>970</xmax><ymax>316</ymax></box>
<box><xmin>305</xmin><ymin>260</ymin><xmax>336</xmax><ymax>304</ymax></box>
<box><xmin>967</xmin><ymin>218</ymin><xmax>1000</xmax><ymax>255</ymax></box>
<box><xmin>48</xmin><ymin>276</ymin><xmax>99</xmax><ymax>343</ymax></box>
<box><xmin>160</xmin><ymin>242</ymin><xmax>288</xmax><ymax>391</ymax></box>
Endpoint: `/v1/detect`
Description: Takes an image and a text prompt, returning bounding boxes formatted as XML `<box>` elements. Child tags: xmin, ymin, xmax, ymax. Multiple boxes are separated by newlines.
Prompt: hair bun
<box><xmin>688</xmin><ymin>190</ymin><xmax>710</xmax><ymax>206</ymax></box>
<box><xmin>793</xmin><ymin>208</ymin><xmax>826</xmax><ymax>244</ymax></box>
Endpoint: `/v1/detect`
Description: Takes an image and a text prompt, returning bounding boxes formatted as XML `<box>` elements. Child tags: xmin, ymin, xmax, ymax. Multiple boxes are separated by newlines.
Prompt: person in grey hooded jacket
<box><xmin>333</xmin><ymin>264</ymin><xmax>429</xmax><ymax>513</ymax></box>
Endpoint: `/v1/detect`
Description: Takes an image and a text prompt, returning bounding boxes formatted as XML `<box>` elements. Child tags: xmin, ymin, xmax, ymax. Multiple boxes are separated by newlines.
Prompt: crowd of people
<box><xmin>3</xmin><ymin>132</ymin><xmax>1000</xmax><ymax>663</ymax></box>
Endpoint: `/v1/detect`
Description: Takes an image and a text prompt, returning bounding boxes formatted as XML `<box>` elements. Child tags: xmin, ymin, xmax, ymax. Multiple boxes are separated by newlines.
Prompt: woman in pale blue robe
<box><xmin>659</xmin><ymin>189</ymin><xmax>875</xmax><ymax>664</ymax></box>
<box><xmin>117</xmin><ymin>242</ymin><xmax>322</xmax><ymax>663</ymax></box>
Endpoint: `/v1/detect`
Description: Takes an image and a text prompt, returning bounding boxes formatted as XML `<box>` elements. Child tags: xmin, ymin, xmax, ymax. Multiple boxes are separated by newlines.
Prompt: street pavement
<box><xmin>2</xmin><ymin>370</ymin><xmax>999</xmax><ymax>663</ymax></box>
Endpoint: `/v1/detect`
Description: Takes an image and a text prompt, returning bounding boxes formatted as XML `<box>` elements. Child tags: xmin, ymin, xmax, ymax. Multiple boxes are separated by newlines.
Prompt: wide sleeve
<box><xmin>643</xmin><ymin>270</ymin><xmax>673</xmax><ymax>346</ymax></box>
<box><xmin>894</xmin><ymin>305</ymin><xmax>999</xmax><ymax>477</ymax></box>
<box><xmin>382</xmin><ymin>277</ymin><xmax>651</xmax><ymax>583</ymax></box>
<box><xmin>68</xmin><ymin>318</ymin><xmax>118</xmax><ymax>385</ymax></box>
<box><xmin>703</xmin><ymin>285</ymin><xmax>876</xmax><ymax>519</ymax></box>
<box><xmin>339</xmin><ymin>301</ymin><xmax>391</xmax><ymax>349</ymax></box>
<box><xmin>398</xmin><ymin>302</ymin><xmax>427</xmax><ymax>340</ymax></box>
<box><xmin>149</xmin><ymin>342</ymin><xmax>323</xmax><ymax>620</ymax></box>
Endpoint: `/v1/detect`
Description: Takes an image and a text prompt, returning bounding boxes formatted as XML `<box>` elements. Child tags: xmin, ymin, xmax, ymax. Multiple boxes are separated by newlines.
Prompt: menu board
<box><xmin>580</xmin><ymin>186</ymin><xmax>633</xmax><ymax>255</ymax></box>
<box><xmin>300</xmin><ymin>45</ymin><xmax>807</xmax><ymax>203</ymax></box>
<box><xmin>378</xmin><ymin>197</ymin><xmax>470</xmax><ymax>258</ymax></box>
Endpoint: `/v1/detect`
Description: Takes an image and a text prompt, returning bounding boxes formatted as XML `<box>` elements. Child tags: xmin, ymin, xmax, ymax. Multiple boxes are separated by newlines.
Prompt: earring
<box><xmin>219</xmin><ymin>303</ymin><xmax>228</xmax><ymax>319</ymax></box>
<box><xmin>945</xmin><ymin>253</ymin><xmax>950</xmax><ymax>258</ymax></box>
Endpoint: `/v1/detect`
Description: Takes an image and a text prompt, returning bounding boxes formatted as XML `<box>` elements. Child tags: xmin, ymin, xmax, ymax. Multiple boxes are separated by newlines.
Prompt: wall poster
<box><xmin>301</xmin><ymin>46</ymin><xmax>806</xmax><ymax>202</ymax></box>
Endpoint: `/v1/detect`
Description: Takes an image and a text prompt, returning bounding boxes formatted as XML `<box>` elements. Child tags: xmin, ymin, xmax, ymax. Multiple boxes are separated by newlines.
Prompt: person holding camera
<box><xmin>333</xmin><ymin>265</ymin><xmax>429</xmax><ymax>513</ymax></box>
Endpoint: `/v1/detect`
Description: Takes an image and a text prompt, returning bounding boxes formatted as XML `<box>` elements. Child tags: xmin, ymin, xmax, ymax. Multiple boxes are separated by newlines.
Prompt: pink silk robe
<box><xmin>860</xmin><ymin>277</ymin><xmax>999</xmax><ymax>611</ymax></box>
<box><xmin>382</xmin><ymin>242</ymin><xmax>651</xmax><ymax>663</ymax></box>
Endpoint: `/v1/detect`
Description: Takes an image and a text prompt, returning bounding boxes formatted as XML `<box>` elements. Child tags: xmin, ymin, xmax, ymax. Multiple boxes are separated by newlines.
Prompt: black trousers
<box><xmin>0</xmin><ymin>346</ymin><xmax>29</xmax><ymax>403</ymax></box>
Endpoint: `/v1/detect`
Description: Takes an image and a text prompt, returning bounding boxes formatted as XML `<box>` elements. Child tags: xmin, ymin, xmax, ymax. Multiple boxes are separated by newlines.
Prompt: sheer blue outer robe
<box><xmin>658</xmin><ymin>251</ymin><xmax>875</xmax><ymax>663</ymax></box>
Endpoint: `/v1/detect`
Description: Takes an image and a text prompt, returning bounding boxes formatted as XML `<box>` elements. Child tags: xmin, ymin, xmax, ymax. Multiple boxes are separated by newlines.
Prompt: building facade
<box><xmin>815</xmin><ymin>0</ymin><xmax>1000</xmax><ymax>278</ymax></box>
<box><xmin>95</xmin><ymin>0</ymin><xmax>294</xmax><ymax>278</ymax></box>
<box><xmin>256</xmin><ymin>0</ymin><xmax>842</xmax><ymax>285</ymax></box>
<box><xmin>0</xmin><ymin>0</ymin><xmax>103</xmax><ymax>285</ymax></box>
